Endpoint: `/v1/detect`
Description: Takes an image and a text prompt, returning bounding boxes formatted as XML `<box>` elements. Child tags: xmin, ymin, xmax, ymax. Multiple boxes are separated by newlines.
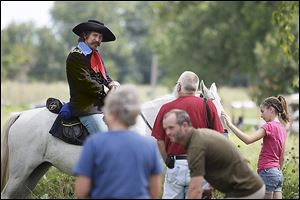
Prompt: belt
<box><xmin>174</xmin><ymin>155</ymin><xmax>187</xmax><ymax>160</ymax></box>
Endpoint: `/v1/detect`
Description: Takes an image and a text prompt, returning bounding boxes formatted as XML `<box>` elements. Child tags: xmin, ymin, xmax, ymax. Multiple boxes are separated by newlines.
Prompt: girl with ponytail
<box><xmin>222</xmin><ymin>95</ymin><xmax>290</xmax><ymax>199</ymax></box>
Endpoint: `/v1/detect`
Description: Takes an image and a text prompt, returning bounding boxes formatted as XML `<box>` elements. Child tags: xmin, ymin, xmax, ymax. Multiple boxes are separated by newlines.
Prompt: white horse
<box><xmin>199</xmin><ymin>80</ymin><xmax>227</xmax><ymax>132</ymax></box>
<box><xmin>1</xmin><ymin>82</ymin><xmax>224</xmax><ymax>199</ymax></box>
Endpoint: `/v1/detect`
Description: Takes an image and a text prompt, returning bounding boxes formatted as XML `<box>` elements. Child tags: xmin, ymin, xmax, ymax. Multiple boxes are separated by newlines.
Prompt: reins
<box><xmin>140</xmin><ymin>112</ymin><xmax>153</xmax><ymax>131</ymax></box>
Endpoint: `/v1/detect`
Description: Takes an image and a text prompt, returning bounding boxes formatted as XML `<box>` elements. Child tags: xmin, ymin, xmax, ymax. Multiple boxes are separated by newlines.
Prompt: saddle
<box><xmin>46</xmin><ymin>97</ymin><xmax>89</xmax><ymax>145</ymax></box>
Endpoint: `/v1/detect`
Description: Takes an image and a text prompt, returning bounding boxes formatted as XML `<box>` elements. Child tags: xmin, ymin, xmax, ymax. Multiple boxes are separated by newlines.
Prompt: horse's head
<box><xmin>199</xmin><ymin>80</ymin><xmax>227</xmax><ymax>130</ymax></box>
<box><xmin>209</xmin><ymin>83</ymin><xmax>224</xmax><ymax>114</ymax></box>
<box><xmin>200</xmin><ymin>80</ymin><xmax>223</xmax><ymax>112</ymax></box>
<box><xmin>199</xmin><ymin>80</ymin><xmax>210</xmax><ymax>98</ymax></box>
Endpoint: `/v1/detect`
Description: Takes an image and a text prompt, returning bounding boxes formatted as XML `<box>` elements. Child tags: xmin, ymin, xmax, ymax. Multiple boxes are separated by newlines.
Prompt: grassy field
<box><xmin>1</xmin><ymin>81</ymin><xmax>258</xmax><ymax>128</ymax></box>
<box><xmin>1</xmin><ymin>81</ymin><xmax>299</xmax><ymax>199</ymax></box>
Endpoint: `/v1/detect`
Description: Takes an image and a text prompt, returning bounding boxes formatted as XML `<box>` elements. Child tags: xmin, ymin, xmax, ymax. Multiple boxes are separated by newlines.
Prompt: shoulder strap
<box><xmin>203</xmin><ymin>97</ymin><xmax>212</xmax><ymax>129</ymax></box>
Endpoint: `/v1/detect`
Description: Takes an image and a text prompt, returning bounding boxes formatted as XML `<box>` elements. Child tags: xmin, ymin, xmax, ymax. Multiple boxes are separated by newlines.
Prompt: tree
<box><xmin>149</xmin><ymin>2</ymin><xmax>279</xmax><ymax>88</ymax></box>
<box><xmin>28</xmin><ymin>27</ymin><xmax>66</xmax><ymax>82</ymax></box>
<box><xmin>249</xmin><ymin>1</ymin><xmax>299</xmax><ymax>104</ymax></box>
<box><xmin>252</xmin><ymin>32</ymin><xmax>298</xmax><ymax>103</ymax></box>
<box><xmin>273</xmin><ymin>1</ymin><xmax>299</xmax><ymax>88</ymax></box>
<box><xmin>1</xmin><ymin>22</ymin><xmax>37</xmax><ymax>82</ymax></box>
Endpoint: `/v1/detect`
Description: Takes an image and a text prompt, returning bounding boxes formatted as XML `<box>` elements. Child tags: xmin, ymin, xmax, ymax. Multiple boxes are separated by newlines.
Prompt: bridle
<box><xmin>140</xmin><ymin>112</ymin><xmax>153</xmax><ymax>131</ymax></box>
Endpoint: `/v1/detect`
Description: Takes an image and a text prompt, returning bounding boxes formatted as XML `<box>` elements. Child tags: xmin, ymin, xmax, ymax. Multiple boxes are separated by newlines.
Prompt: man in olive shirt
<box><xmin>162</xmin><ymin>109</ymin><xmax>265</xmax><ymax>199</ymax></box>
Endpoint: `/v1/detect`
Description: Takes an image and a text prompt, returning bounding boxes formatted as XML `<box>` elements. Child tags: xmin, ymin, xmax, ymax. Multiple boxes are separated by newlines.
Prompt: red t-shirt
<box><xmin>151</xmin><ymin>96</ymin><xmax>224</xmax><ymax>155</ymax></box>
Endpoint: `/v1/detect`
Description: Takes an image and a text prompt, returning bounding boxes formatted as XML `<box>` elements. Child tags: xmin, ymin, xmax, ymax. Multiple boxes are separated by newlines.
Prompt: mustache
<box><xmin>92</xmin><ymin>41</ymin><xmax>100</xmax><ymax>46</ymax></box>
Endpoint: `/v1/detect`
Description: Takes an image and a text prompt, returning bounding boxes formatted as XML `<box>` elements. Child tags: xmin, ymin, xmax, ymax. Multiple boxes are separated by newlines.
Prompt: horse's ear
<box><xmin>210</xmin><ymin>82</ymin><xmax>222</xmax><ymax>102</ymax></box>
<box><xmin>199</xmin><ymin>80</ymin><xmax>203</xmax><ymax>92</ymax></box>
<box><xmin>210</xmin><ymin>82</ymin><xmax>217</xmax><ymax>93</ymax></box>
<box><xmin>200</xmin><ymin>80</ymin><xmax>209</xmax><ymax>95</ymax></box>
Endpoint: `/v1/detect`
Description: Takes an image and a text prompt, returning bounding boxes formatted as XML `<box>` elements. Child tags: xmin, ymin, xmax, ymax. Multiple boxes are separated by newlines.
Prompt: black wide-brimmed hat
<box><xmin>72</xmin><ymin>20</ymin><xmax>116</xmax><ymax>42</ymax></box>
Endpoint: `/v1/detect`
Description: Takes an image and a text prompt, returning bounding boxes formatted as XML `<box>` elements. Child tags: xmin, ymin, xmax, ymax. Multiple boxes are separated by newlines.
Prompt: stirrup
<box><xmin>46</xmin><ymin>97</ymin><xmax>63</xmax><ymax>114</ymax></box>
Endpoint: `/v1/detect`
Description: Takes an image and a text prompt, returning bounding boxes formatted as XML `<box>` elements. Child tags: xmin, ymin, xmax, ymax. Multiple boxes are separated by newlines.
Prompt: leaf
<box><xmin>288</xmin><ymin>33</ymin><xmax>295</xmax><ymax>43</ymax></box>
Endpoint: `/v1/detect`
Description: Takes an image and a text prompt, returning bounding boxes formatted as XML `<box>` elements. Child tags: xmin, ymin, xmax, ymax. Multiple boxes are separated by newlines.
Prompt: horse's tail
<box><xmin>1</xmin><ymin>112</ymin><xmax>21</xmax><ymax>192</ymax></box>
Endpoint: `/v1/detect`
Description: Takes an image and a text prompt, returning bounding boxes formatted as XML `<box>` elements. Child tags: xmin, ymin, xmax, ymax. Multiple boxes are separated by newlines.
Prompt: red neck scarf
<box><xmin>90</xmin><ymin>50</ymin><xmax>107</xmax><ymax>80</ymax></box>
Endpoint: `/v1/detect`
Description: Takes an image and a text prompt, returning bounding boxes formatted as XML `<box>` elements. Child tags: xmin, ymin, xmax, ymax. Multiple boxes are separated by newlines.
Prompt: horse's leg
<box><xmin>0</xmin><ymin>162</ymin><xmax>51</xmax><ymax>199</ymax></box>
<box><xmin>1</xmin><ymin>162</ymin><xmax>52</xmax><ymax>199</ymax></box>
<box><xmin>1</xmin><ymin>175</ymin><xmax>39</xmax><ymax>199</ymax></box>
<box><xmin>25</xmin><ymin>162</ymin><xmax>52</xmax><ymax>196</ymax></box>
<box><xmin>1</xmin><ymin>177</ymin><xmax>26</xmax><ymax>199</ymax></box>
<box><xmin>1</xmin><ymin>153</ymin><xmax>49</xmax><ymax>199</ymax></box>
<box><xmin>1</xmin><ymin>117</ymin><xmax>50</xmax><ymax>198</ymax></box>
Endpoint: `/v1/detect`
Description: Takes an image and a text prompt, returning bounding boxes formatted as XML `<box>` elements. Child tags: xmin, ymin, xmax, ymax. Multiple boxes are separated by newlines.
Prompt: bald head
<box><xmin>177</xmin><ymin>71</ymin><xmax>199</xmax><ymax>94</ymax></box>
<box><xmin>162</xmin><ymin>109</ymin><xmax>193</xmax><ymax>144</ymax></box>
<box><xmin>163</xmin><ymin>109</ymin><xmax>192</xmax><ymax>126</ymax></box>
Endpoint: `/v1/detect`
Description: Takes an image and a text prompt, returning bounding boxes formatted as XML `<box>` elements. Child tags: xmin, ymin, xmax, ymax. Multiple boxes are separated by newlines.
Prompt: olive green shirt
<box><xmin>185</xmin><ymin>128</ymin><xmax>263</xmax><ymax>198</ymax></box>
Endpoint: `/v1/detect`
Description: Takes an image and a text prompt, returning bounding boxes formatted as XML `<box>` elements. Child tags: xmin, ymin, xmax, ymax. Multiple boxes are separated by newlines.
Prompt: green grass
<box><xmin>1</xmin><ymin>104</ymin><xmax>30</xmax><ymax>128</ymax></box>
<box><xmin>1</xmin><ymin>81</ymin><xmax>299</xmax><ymax>199</ymax></box>
<box><xmin>1</xmin><ymin>81</ymin><xmax>70</xmax><ymax>105</ymax></box>
<box><xmin>28</xmin><ymin>168</ymin><xmax>76</xmax><ymax>199</ymax></box>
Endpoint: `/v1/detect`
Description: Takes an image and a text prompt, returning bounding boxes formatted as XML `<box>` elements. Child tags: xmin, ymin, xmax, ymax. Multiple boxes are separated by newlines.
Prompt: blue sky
<box><xmin>1</xmin><ymin>1</ymin><xmax>54</xmax><ymax>30</ymax></box>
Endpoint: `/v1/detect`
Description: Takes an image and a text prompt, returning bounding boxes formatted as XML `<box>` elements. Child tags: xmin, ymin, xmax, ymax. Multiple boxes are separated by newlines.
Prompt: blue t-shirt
<box><xmin>73</xmin><ymin>130</ymin><xmax>163</xmax><ymax>199</ymax></box>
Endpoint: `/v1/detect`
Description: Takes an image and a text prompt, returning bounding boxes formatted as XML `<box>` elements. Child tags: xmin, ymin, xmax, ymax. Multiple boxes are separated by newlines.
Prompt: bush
<box><xmin>29</xmin><ymin>168</ymin><xmax>76</xmax><ymax>199</ymax></box>
<box><xmin>282</xmin><ymin>136</ymin><xmax>299</xmax><ymax>199</ymax></box>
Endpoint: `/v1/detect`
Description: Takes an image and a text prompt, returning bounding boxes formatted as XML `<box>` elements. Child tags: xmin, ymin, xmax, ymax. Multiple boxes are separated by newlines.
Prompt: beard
<box><xmin>169</xmin><ymin>130</ymin><xmax>182</xmax><ymax>144</ymax></box>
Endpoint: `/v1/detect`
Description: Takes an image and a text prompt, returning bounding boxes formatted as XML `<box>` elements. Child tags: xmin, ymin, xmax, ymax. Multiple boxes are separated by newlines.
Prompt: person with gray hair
<box><xmin>173</xmin><ymin>71</ymin><xmax>200</xmax><ymax>97</ymax></box>
<box><xmin>73</xmin><ymin>85</ymin><xmax>163</xmax><ymax>199</ymax></box>
<box><xmin>163</xmin><ymin>109</ymin><xmax>265</xmax><ymax>199</ymax></box>
<box><xmin>151</xmin><ymin>71</ymin><xmax>224</xmax><ymax>199</ymax></box>
<box><xmin>103</xmin><ymin>84</ymin><xmax>141</xmax><ymax>127</ymax></box>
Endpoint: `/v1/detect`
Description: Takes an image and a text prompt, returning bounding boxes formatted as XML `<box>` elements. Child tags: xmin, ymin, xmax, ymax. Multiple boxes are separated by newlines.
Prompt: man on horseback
<box><xmin>66</xmin><ymin>19</ymin><xmax>120</xmax><ymax>134</ymax></box>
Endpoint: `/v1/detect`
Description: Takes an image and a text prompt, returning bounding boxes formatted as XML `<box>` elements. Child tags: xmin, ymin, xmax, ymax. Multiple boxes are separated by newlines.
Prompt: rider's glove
<box><xmin>108</xmin><ymin>81</ymin><xmax>120</xmax><ymax>90</ymax></box>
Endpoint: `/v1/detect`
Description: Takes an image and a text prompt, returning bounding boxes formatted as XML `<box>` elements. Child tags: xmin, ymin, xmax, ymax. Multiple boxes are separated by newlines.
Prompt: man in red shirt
<box><xmin>151</xmin><ymin>71</ymin><xmax>224</xmax><ymax>199</ymax></box>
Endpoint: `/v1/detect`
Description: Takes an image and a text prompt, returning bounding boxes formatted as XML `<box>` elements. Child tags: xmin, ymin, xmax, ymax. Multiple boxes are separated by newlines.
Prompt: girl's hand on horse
<box><xmin>221</xmin><ymin>111</ymin><xmax>233</xmax><ymax>127</ymax></box>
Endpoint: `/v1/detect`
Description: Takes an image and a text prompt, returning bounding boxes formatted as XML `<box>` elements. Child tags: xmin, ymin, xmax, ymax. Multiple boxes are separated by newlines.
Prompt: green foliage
<box><xmin>272</xmin><ymin>1</ymin><xmax>299</xmax><ymax>90</ymax></box>
<box><xmin>252</xmin><ymin>31</ymin><xmax>298</xmax><ymax>104</ymax></box>
<box><xmin>150</xmin><ymin>1</ymin><xmax>280</xmax><ymax>88</ymax></box>
<box><xmin>29</xmin><ymin>168</ymin><xmax>76</xmax><ymax>199</ymax></box>
<box><xmin>28</xmin><ymin>27</ymin><xmax>67</xmax><ymax>82</ymax></box>
<box><xmin>1</xmin><ymin>2</ymin><xmax>299</xmax><ymax>109</ymax></box>
<box><xmin>282</xmin><ymin>134</ymin><xmax>299</xmax><ymax>199</ymax></box>
<box><xmin>1</xmin><ymin>22</ymin><xmax>37</xmax><ymax>81</ymax></box>
<box><xmin>273</xmin><ymin>2</ymin><xmax>299</xmax><ymax>62</ymax></box>
<box><xmin>149</xmin><ymin>1</ymin><xmax>299</xmax><ymax>104</ymax></box>
<box><xmin>212</xmin><ymin>190</ymin><xmax>225</xmax><ymax>199</ymax></box>
<box><xmin>1</xmin><ymin>23</ymin><xmax>67</xmax><ymax>82</ymax></box>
